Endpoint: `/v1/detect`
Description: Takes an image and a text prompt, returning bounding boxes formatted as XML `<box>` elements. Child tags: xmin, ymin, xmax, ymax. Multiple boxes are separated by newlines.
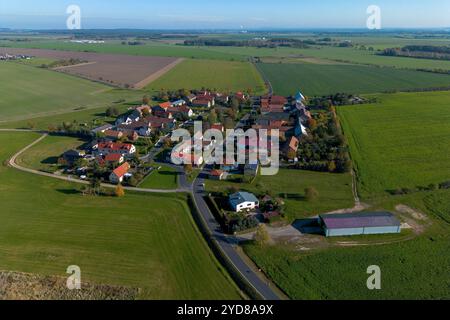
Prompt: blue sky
<box><xmin>0</xmin><ymin>0</ymin><xmax>449</xmax><ymax>29</ymax></box>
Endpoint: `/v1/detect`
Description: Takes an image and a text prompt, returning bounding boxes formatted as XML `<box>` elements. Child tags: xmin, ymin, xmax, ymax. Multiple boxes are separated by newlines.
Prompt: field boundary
<box><xmin>134</xmin><ymin>58</ymin><xmax>185</xmax><ymax>89</ymax></box>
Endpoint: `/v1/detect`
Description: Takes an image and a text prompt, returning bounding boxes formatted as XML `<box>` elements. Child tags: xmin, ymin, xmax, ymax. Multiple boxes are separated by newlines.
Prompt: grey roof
<box><xmin>230</xmin><ymin>192</ymin><xmax>259</xmax><ymax>206</ymax></box>
<box><xmin>257</xmin><ymin>113</ymin><xmax>291</xmax><ymax>124</ymax></box>
<box><xmin>91</xmin><ymin>124</ymin><xmax>113</xmax><ymax>133</ymax></box>
<box><xmin>320</xmin><ymin>212</ymin><xmax>401</xmax><ymax>229</ymax></box>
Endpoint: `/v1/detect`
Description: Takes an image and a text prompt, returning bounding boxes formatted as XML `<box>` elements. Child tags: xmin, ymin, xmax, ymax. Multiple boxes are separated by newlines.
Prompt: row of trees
<box><xmin>296</xmin><ymin>108</ymin><xmax>352</xmax><ymax>174</ymax></box>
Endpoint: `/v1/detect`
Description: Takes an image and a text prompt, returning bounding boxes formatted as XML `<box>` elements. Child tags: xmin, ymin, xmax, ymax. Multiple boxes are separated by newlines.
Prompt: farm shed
<box><xmin>318</xmin><ymin>212</ymin><xmax>401</xmax><ymax>237</ymax></box>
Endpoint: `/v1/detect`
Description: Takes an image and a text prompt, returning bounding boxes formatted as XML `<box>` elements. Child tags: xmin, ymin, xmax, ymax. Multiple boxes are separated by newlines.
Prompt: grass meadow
<box><xmin>15</xmin><ymin>135</ymin><xmax>86</xmax><ymax>173</ymax></box>
<box><xmin>259</xmin><ymin>63</ymin><xmax>450</xmax><ymax>96</ymax></box>
<box><xmin>146</xmin><ymin>59</ymin><xmax>267</xmax><ymax>95</ymax></box>
<box><xmin>244</xmin><ymin>190</ymin><xmax>450</xmax><ymax>300</ymax></box>
<box><xmin>138</xmin><ymin>164</ymin><xmax>179</xmax><ymax>190</ymax></box>
<box><xmin>0</xmin><ymin>62</ymin><xmax>141</xmax><ymax>122</ymax></box>
<box><xmin>0</xmin><ymin>132</ymin><xmax>240</xmax><ymax>299</ymax></box>
<box><xmin>338</xmin><ymin>91</ymin><xmax>450</xmax><ymax>198</ymax></box>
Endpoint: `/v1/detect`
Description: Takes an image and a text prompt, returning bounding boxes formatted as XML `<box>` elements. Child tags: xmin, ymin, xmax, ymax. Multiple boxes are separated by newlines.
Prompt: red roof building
<box><xmin>109</xmin><ymin>162</ymin><xmax>131</xmax><ymax>184</ymax></box>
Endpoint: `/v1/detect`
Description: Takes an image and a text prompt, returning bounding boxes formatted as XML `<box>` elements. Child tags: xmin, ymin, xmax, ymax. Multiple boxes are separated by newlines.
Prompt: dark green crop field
<box><xmin>258</xmin><ymin>63</ymin><xmax>450</xmax><ymax>96</ymax></box>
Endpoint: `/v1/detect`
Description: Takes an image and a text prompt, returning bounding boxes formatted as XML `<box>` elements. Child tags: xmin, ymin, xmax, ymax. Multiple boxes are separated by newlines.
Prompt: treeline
<box><xmin>380</xmin><ymin>45</ymin><xmax>450</xmax><ymax>61</ymax></box>
<box><xmin>184</xmin><ymin>38</ymin><xmax>311</xmax><ymax>49</ymax></box>
<box><xmin>40</xmin><ymin>58</ymin><xmax>87</xmax><ymax>69</ymax></box>
<box><xmin>296</xmin><ymin>107</ymin><xmax>352</xmax><ymax>174</ymax></box>
<box><xmin>388</xmin><ymin>180</ymin><xmax>450</xmax><ymax>196</ymax></box>
<box><xmin>308</xmin><ymin>93</ymin><xmax>374</xmax><ymax>109</ymax></box>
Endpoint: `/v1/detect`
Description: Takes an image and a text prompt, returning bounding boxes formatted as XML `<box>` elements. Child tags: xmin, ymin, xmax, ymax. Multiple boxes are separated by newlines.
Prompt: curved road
<box><xmin>5</xmin><ymin>130</ymin><xmax>281</xmax><ymax>300</ymax></box>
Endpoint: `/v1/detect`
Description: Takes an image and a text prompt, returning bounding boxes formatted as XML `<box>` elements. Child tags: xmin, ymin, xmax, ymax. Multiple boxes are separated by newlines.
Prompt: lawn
<box><xmin>338</xmin><ymin>91</ymin><xmax>450</xmax><ymax>198</ymax></box>
<box><xmin>258</xmin><ymin>63</ymin><xmax>450</xmax><ymax>97</ymax></box>
<box><xmin>15</xmin><ymin>134</ymin><xmax>86</xmax><ymax>173</ymax></box>
<box><xmin>0</xmin><ymin>132</ymin><xmax>240</xmax><ymax>300</ymax></box>
<box><xmin>146</xmin><ymin>59</ymin><xmax>267</xmax><ymax>95</ymax></box>
<box><xmin>139</xmin><ymin>164</ymin><xmax>179</xmax><ymax>190</ymax></box>
<box><xmin>206</xmin><ymin>169</ymin><xmax>354</xmax><ymax>221</ymax></box>
<box><xmin>0</xmin><ymin>62</ymin><xmax>141</xmax><ymax>123</ymax></box>
<box><xmin>244</xmin><ymin>190</ymin><xmax>450</xmax><ymax>300</ymax></box>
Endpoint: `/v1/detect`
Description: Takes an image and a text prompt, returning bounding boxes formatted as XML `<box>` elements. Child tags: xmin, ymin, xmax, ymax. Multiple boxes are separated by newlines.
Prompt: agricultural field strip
<box><xmin>0</xmin><ymin>47</ymin><xmax>181</xmax><ymax>88</ymax></box>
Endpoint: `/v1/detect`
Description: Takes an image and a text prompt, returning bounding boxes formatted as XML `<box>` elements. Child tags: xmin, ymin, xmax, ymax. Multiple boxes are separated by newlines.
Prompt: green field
<box><xmin>0</xmin><ymin>62</ymin><xmax>140</xmax><ymax>122</ymax></box>
<box><xmin>244</xmin><ymin>190</ymin><xmax>450</xmax><ymax>300</ymax></box>
<box><xmin>338</xmin><ymin>91</ymin><xmax>450</xmax><ymax>198</ymax></box>
<box><xmin>0</xmin><ymin>132</ymin><xmax>240</xmax><ymax>299</ymax></box>
<box><xmin>147</xmin><ymin>59</ymin><xmax>267</xmax><ymax>95</ymax></box>
<box><xmin>293</xmin><ymin>46</ymin><xmax>450</xmax><ymax>71</ymax></box>
<box><xmin>139</xmin><ymin>165</ymin><xmax>179</xmax><ymax>190</ymax></box>
<box><xmin>0</xmin><ymin>41</ymin><xmax>246</xmax><ymax>61</ymax></box>
<box><xmin>259</xmin><ymin>63</ymin><xmax>450</xmax><ymax>96</ymax></box>
<box><xmin>16</xmin><ymin>135</ymin><xmax>86</xmax><ymax>173</ymax></box>
<box><xmin>0</xmin><ymin>103</ymin><xmax>133</xmax><ymax>130</ymax></box>
<box><xmin>206</xmin><ymin>169</ymin><xmax>354</xmax><ymax>221</ymax></box>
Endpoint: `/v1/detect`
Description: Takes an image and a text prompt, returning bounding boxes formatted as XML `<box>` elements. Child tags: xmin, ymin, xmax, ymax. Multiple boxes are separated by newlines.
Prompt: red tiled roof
<box><xmin>98</xmin><ymin>141</ymin><xmax>133</xmax><ymax>151</ymax></box>
<box><xmin>104</xmin><ymin>130</ymin><xmax>123</xmax><ymax>138</ymax></box>
<box><xmin>210</xmin><ymin>169</ymin><xmax>224</xmax><ymax>176</ymax></box>
<box><xmin>159</xmin><ymin>102</ymin><xmax>171</xmax><ymax>109</ymax></box>
<box><xmin>105</xmin><ymin>154</ymin><xmax>123</xmax><ymax>162</ymax></box>
<box><xmin>211</xmin><ymin>123</ymin><xmax>224</xmax><ymax>131</ymax></box>
<box><xmin>112</xmin><ymin>162</ymin><xmax>130</xmax><ymax>178</ymax></box>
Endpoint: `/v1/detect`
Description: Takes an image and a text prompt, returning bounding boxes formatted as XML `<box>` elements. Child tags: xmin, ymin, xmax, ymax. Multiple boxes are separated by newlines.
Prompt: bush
<box><xmin>305</xmin><ymin>187</ymin><xmax>319</xmax><ymax>202</ymax></box>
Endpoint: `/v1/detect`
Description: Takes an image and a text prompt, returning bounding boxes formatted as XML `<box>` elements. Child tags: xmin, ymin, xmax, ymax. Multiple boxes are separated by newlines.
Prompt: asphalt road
<box><xmin>192</xmin><ymin>167</ymin><xmax>281</xmax><ymax>300</ymax></box>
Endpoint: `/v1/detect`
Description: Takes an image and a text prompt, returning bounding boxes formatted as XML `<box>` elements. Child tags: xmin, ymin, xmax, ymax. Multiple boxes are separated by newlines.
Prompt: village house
<box><xmin>97</xmin><ymin>141</ymin><xmax>136</xmax><ymax>157</ymax></box>
<box><xmin>109</xmin><ymin>162</ymin><xmax>131</xmax><ymax>184</ymax></box>
<box><xmin>97</xmin><ymin>153</ymin><xmax>125</xmax><ymax>166</ymax></box>
<box><xmin>282</xmin><ymin>136</ymin><xmax>299</xmax><ymax>159</ymax></box>
<box><xmin>186</xmin><ymin>94</ymin><xmax>197</xmax><ymax>103</ymax></box>
<box><xmin>104</xmin><ymin>130</ymin><xmax>124</xmax><ymax>141</ymax></box>
<box><xmin>167</xmin><ymin>105</ymin><xmax>194</xmax><ymax>118</ymax></box>
<box><xmin>91</xmin><ymin>124</ymin><xmax>114</xmax><ymax>135</ymax></box>
<box><xmin>211</xmin><ymin>123</ymin><xmax>225</xmax><ymax>133</ymax></box>
<box><xmin>235</xmin><ymin>92</ymin><xmax>248</xmax><ymax>102</ymax></box>
<box><xmin>261</xmin><ymin>95</ymin><xmax>288</xmax><ymax>114</ymax></box>
<box><xmin>117</xmin><ymin>121</ymin><xmax>152</xmax><ymax>137</ymax></box>
<box><xmin>193</xmin><ymin>91</ymin><xmax>215</xmax><ymax>107</ymax></box>
<box><xmin>115</xmin><ymin>110</ymin><xmax>141</xmax><ymax>125</ymax></box>
<box><xmin>209</xmin><ymin>169</ymin><xmax>226</xmax><ymax>181</ymax></box>
<box><xmin>171</xmin><ymin>99</ymin><xmax>187</xmax><ymax>107</ymax></box>
<box><xmin>229</xmin><ymin>192</ymin><xmax>259</xmax><ymax>213</ymax></box>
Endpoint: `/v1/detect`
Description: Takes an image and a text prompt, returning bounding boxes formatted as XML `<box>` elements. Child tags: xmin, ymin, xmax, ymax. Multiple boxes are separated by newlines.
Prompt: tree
<box><xmin>254</xmin><ymin>224</ymin><xmax>271</xmax><ymax>247</ymax></box>
<box><xmin>208</xmin><ymin>109</ymin><xmax>218</xmax><ymax>125</ymax></box>
<box><xmin>142</xmin><ymin>95</ymin><xmax>150</xmax><ymax>105</ymax></box>
<box><xmin>90</xmin><ymin>177</ymin><xmax>102</xmax><ymax>196</ymax></box>
<box><xmin>229</xmin><ymin>97</ymin><xmax>240</xmax><ymax>111</ymax></box>
<box><xmin>184</xmin><ymin>163</ymin><xmax>193</xmax><ymax>175</ymax></box>
<box><xmin>142</xmin><ymin>108</ymin><xmax>151</xmax><ymax>118</ymax></box>
<box><xmin>115</xmin><ymin>184</ymin><xmax>125</xmax><ymax>197</ymax></box>
<box><xmin>305</xmin><ymin>187</ymin><xmax>319</xmax><ymax>202</ymax></box>
<box><xmin>328</xmin><ymin>161</ymin><xmax>337</xmax><ymax>173</ymax></box>
<box><xmin>287</xmin><ymin>149</ymin><xmax>297</xmax><ymax>160</ymax></box>
<box><xmin>106</xmin><ymin>106</ymin><xmax>119</xmax><ymax>117</ymax></box>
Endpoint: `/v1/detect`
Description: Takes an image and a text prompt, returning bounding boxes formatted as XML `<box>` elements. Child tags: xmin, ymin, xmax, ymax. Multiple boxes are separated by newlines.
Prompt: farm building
<box><xmin>319</xmin><ymin>212</ymin><xmax>401</xmax><ymax>237</ymax></box>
